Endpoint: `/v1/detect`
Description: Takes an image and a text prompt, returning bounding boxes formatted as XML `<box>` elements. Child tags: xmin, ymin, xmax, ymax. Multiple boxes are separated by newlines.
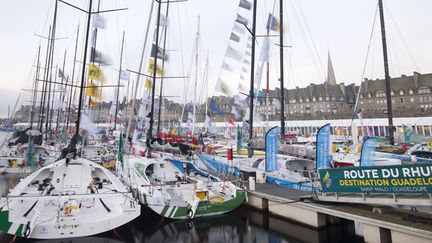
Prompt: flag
<box><xmin>188</xmin><ymin>104</ymin><xmax>194</xmax><ymax>120</ymax></box>
<box><xmin>58</xmin><ymin>68</ymin><xmax>64</xmax><ymax>78</ymax></box>
<box><xmin>159</xmin><ymin>14</ymin><xmax>168</xmax><ymax>28</ymax></box>
<box><xmin>231</xmin><ymin>105</ymin><xmax>242</xmax><ymax>120</ymax></box>
<box><xmin>151</xmin><ymin>43</ymin><xmax>168</xmax><ymax>60</ymax></box>
<box><xmin>266</xmin><ymin>13</ymin><xmax>279</xmax><ymax>31</ymax></box>
<box><xmin>204</xmin><ymin>113</ymin><xmax>212</xmax><ymax>129</ymax></box>
<box><xmin>88</xmin><ymin>64</ymin><xmax>103</xmax><ymax>81</ymax></box>
<box><xmin>239</xmin><ymin>0</ymin><xmax>252</xmax><ymax>10</ymax></box>
<box><xmin>228</xmin><ymin>116</ymin><xmax>235</xmax><ymax>127</ymax></box>
<box><xmin>221</xmin><ymin>61</ymin><xmax>233</xmax><ymax>72</ymax></box>
<box><xmin>232</xmin><ymin>23</ymin><xmax>246</xmax><ymax>35</ymax></box>
<box><xmin>360</xmin><ymin>137</ymin><xmax>377</xmax><ymax>166</ymax></box>
<box><xmin>90</xmin><ymin>47</ymin><xmax>109</xmax><ymax>64</ymax></box>
<box><xmin>120</xmin><ymin>69</ymin><xmax>129</xmax><ymax>80</ymax></box>
<box><xmin>92</xmin><ymin>15</ymin><xmax>105</xmax><ymax>29</ymax></box>
<box><xmin>235</xmin><ymin>14</ymin><xmax>249</xmax><ymax>26</ymax></box>
<box><xmin>118</xmin><ymin>132</ymin><xmax>124</xmax><ymax>167</ymax></box>
<box><xmin>148</xmin><ymin>58</ymin><xmax>164</xmax><ymax>76</ymax></box>
<box><xmin>403</xmin><ymin>124</ymin><xmax>422</xmax><ymax>144</ymax></box>
<box><xmin>316</xmin><ymin>123</ymin><xmax>331</xmax><ymax>170</ymax></box>
<box><xmin>226</xmin><ymin>45</ymin><xmax>242</xmax><ymax>60</ymax></box>
<box><xmin>85</xmin><ymin>82</ymin><xmax>100</xmax><ymax>98</ymax></box>
<box><xmin>265</xmin><ymin>126</ymin><xmax>278</xmax><ymax>172</ymax></box>
<box><xmin>258</xmin><ymin>37</ymin><xmax>270</xmax><ymax>62</ymax></box>
<box><xmin>210</xmin><ymin>98</ymin><xmax>223</xmax><ymax>114</ymax></box>
<box><xmin>237</xmin><ymin>126</ymin><xmax>243</xmax><ymax>154</ymax></box>
<box><xmin>229</xmin><ymin>32</ymin><xmax>240</xmax><ymax>42</ymax></box>
<box><xmin>242</xmin><ymin>120</ymin><xmax>249</xmax><ymax>131</ymax></box>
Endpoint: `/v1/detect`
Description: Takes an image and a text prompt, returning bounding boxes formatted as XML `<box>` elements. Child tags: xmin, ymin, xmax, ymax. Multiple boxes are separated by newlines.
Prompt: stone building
<box><xmin>357</xmin><ymin>72</ymin><xmax>432</xmax><ymax>118</ymax></box>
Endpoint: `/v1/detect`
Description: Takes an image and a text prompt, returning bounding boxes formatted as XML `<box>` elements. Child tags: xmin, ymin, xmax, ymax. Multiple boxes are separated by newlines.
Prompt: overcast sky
<box><xmin>0</xmin><ymin>0</ymin><xmax>431</xmax><ymax>118</ymax></box>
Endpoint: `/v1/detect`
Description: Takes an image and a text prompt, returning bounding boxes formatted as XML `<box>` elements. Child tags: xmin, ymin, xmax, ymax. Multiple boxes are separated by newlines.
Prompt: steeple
<box><xmin>326</xmin><ymin>50</ymin><xmax>337</xmax><ymax>85</ymax></box>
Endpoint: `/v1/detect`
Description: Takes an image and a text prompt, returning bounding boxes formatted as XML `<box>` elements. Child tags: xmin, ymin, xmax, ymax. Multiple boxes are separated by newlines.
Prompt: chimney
<box><xmin>413</xmin><ymin>71</ymin><xmax>421</xmax><ymax>88</ymax></box>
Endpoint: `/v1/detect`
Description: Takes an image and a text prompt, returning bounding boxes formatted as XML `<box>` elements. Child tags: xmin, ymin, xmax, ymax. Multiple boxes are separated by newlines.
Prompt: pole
<box><xmin>147</xmin><ymin>0</ymin><xmax>162</xmax><ymax>158</ymax></box>
<box><xmin>66</xmin><ymin>26</ymin><xmax>80</xmax><ymax>132</ymax></box>
<box><xmin>30</xmin><ymin>46</ymin><xmax>41</xmax><ymax>129</ymax></box>
<box><xmin>114</xmin><ymin>31</ymin><xmax>126</xmax><ymax>130</ymax></box>
<box><xmin>248</xmin><ymin>0</ymin><xmax>257</xmax><ymax>158</ymax></box>
<box><xmin>39</xmin><ymin>26</ymin><xmax>51</xmax><ymax>132</ymax></box>
<box><xmin>279</xmin><ymin>0</ymin><xmax>285</xmax><ymax>142</ymax></box>
<box><xmin>378</xmin><ymin>0</ymin><xmax>394</xmax><ymax>145</ymax></box>
<box><xmin>74</xmin><ymin>0</ymin><xmax>93</xmax><ymax>144</ymax></box>
<box><xmin>56</xmin><ymin>50</ymin><xmax>67</xmax><ymax>130</ymax></box>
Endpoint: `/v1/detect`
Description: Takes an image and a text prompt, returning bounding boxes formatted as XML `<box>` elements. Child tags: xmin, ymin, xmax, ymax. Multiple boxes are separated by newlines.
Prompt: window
<box><xmin>390</xmin><ymin>90</ymin><xmax>395</xmax><ymax>96</ymax></box>
<box><xmin>306</xmin><ymin>98</ymin><xmax>310</xmax><ymax>102</ymax></box>
<box><xmin>368</xmin><ymin>93</ymin><xmax>372</xmax><ymax>98</ymax></box>
<box><xmin>400</xmin><ymin>98</ymin><xmax>404</xmax><ymax>103</ymax></box>
<box><xmin>360</xmin><ymin>94</ymin><xmax>364</xmax><ymax>99</ymax></box>
<box><xmin>409</xmin><ymin>89</ymin><xmax>414</xmax><ymax>95</ymax></box>
<box><xmin>399</xmin><ymin>90</ymin><xmax>404</xmax><ymax>95</ymax></box>
<box><xmin>376</xmin><ymin>91</ymin><xmax>386</xmax><ymax>98</ymax></box>
<box><xmin>418</xmin><ymin>86</ymin><xmax>431</xmax><ymax>94</ymax></box>
<box><xmin>410</xmin><ymin>98</ymin><xmax>415</xmax><ymax>102</ymax></box>
<box><xmin>312</xmin><ymin>97</ymin><xmax>316</xmax><ymax>102</ymax></box>
<box><xmin>319</xmin><ymin>96</ymin><xmax>323</xmax><ymax>101</ymax></box>
<box><xmin>325</xmin><ymin>97</ymin><xmax>329</xmax><ymax>101</ymax></box>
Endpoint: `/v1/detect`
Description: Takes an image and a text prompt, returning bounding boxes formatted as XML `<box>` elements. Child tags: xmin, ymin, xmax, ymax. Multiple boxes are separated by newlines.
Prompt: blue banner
<box><xmin>360</xmin><ymin>137</ymin><xmax>377</xmax><ymax>166</ymax></box>
<box><xmin>265</xmin><ymin>126</ymin><xmax>278</xmax><ymax>172</ymax></box>
<box><xmin>316</xmin><ymin>123</ymin><xmax>331</xmax><ymax>170</ymax></box>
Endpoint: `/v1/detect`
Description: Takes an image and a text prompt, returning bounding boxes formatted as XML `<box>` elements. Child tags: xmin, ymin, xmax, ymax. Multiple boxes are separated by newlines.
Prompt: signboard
<box><xmin>319</xmin><ymin>164</ymin><xmax>432</xmax><ymax>194</ymax></box>
<box><xmin>316</xmin><ymin>123</ymin><xmax>331</xmax><ymax>170</ymax></box>
<box><xmin>265</xmin><ymin>126</ymin><xmax>278</xmax><ymax>172</ymax></box>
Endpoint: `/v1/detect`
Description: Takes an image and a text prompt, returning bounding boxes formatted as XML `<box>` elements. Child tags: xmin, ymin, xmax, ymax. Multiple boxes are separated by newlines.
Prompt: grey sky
<box><xmin>0</xmin><ymin>0</ymin><xmax>431</xmax><ymax>118</ymax></box>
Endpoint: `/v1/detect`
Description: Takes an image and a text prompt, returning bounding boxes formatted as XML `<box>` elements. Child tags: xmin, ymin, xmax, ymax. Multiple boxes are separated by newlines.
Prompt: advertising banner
<box><xmin>265</xmin><ymin>126</ymin><xmax>278</xmax><ymax>172</ymax></box>
<box><xmin>316</xmin><ymin>123</ymin><xmax>331</xmax><ymax>170</ymax></box>
<box><xmin>319</xmin><ymin>164</ymin><xmax>432</xmax><ymax>194</ymax></box>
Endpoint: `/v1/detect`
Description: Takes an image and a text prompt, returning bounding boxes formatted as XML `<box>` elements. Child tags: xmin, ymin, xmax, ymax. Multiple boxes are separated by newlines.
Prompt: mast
<box><xmin>73</xmin><ymin>0</ymin><xmax>93</xmax><ymax>146</ymax></box>
<box><xmin>248</xmin><ymin>0</ymin><xmax>257</xmax><ymax>158</ymax></box>
<box><xmin>114</xmin><ymin>31</ymin><xmax>126</xmax><ymax>130</ymax></box>
<box><xmin>39</xmin><ymin>25</ymin><xmax>51</xmax><ymax>132</ymax></box>
<box><xmin>192</xmin><ymin>16</ymin><xmax>200</xmax><ymax>137</ymax></box>
<box><xmin>378</xmin><ymin>0</ymin><xmax>394</xmax><ymax>145</ymax></box>
<box><xmin>125</xmin><ymin>0</ymin><xmax>154</xmax><ymax>145</ymax></box>
<box><xmin>30</xmin><ymin>45</ymin><xmax>41</xmax><ymax>129</ymax></box>
<box><xmin>147</xmin><ymin>0</ymin><xmax>162</xmax><ymax>157</ymax></box>
<box><xmin>56</xmin><ymin>50</ymin><xmax>67</xmax><ymax>130</ymax></box>
<box><xmin>66</xmin><ymin>26</ymin><xmax>80</xmax><ymax>131</ymax></box>
<box><xmin>157</xmin><ymin>1</ymin><xmax>170</xmax><ymax>134</ymax></box>
<box><xmin>44</xmin><ymin>0</ymin><xmax>59</xmax><ymax>140</ymax></box>
<box><xmin>279</xmin><ymin>0</ymin><xmax>285</xmax><ymax>141</ymax></box>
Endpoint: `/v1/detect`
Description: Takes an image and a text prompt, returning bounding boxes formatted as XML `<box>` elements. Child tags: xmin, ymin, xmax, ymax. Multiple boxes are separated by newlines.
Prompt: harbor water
<box><xmin>0</xmin><ymin>172</ymin><xmax>362</xmax><ymax>243</ymax></box>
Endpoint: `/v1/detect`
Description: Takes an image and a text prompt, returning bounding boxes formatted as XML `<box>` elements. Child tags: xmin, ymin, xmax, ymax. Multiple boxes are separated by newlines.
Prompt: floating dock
<box><xmin>246</xmin><ymin>183</ymin><xmax>432</xmax><ymax>243</ymax></box>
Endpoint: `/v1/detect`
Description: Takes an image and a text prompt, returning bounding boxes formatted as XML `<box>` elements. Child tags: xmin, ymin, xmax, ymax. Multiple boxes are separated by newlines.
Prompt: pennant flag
<box><xmin>151</xmin><ymin>43</ymin><xmax>168</xmax><ymax>60</ymax></box>
<box><xmin>188</xmin><ymin>104</ymin><xmax>194</xmax><ymax>120</ymax></box>
<box><xmin>360</xmin><ymin>137</ymin><xmax>377</xmax><ymax>166</ymax></box>
<box><xmin>144</xmin><ymin>79</ymin><xmax>152</xmax><ymax>89</ymax></box>
<box><xmin>204</xmin><ymin>113</ymin><xmax>212</xmax><ymax>129</ymax></box>
<box><xmin>403</xmin><ymin>125</ymin><xmax>423</xmax><ymax>144</ymax></box>
<box><xmin>258</xmin><ymin>37</ymin><xmax>271</xmax><ymax>62</ymax></box>
<box><xmin>265</xmin><ymin>126</ymin><xmax>278</xmax><ymax>172</ymax></box>
<box><xmin>228</xmin><ymin>116</ymin><xmax>236</xmax><ymax>127</ymax></box>
<box><xmin>58</xmin><ymin>68</ymin><xmax>64</xmax><ymax>78</ymax></box>
<box><xmin>226</xmin><ymin>45</ymin><xmax>242</xmax><ymax>60</ymax></box>
<box><xmin>120</xmin><ymin>69</ymin><xmax>129</xmax><ymax>81</ymax></box>
<box><xmin>242</xmin><ymin>120</ymin><xmax>249</xmax><ymax>131</ymax></box>
<box><xmin>159</xmin><ymin>14</ymin><xmax>168</xmax><ymax>28</ymax></box>
<box><xmin>90</xmin><ymin>47</ymin><xmax>109</xmax><ymax>64</ymax></box>
<box><xmin>266</xmin><ymin>13</ymin><xmax>279</xmax><ymax>31</ymax></box>
<box><xmin>92</xmin><ymin>15</ymin><xmax>105</xmax><ymax>29</ymax></box>
<box><xmin>232</xmin><ymin>23</ymin><xmax>246</xmax><ymax>35</ymax></box>
<box><xmin>148</xmin><ymin>58</ymin><xmax>164</xmax><ymax>76</ymax></box>
<box><xmin>210</xmin><ymin>98</ymin><xmax>223</xmax><ymax>114</ymax></box>
<box><xmin>239</xmin><ymin>0</ymin><xmax>252</xmax><ymax>10</ymax></box>
<box><xmin>235</xmin><ymin>14</ymin><xmax>249</xmax><ymax>26</ymax></box>
<box><xmin>229</xmin><ymin>32</ymin><xmax>240</xmax><ymax>42</ymax></box>
<box><xmin>316</xmin><ymin>123</ymin><xmax>332</xmax><ymax>170</ymax></box>
<box><xmin>85</xmin><ymin>82</ymin><xmax>100</xmax><ymax>98</ymax></box>
<box><xmin>118</xmin><ymin>132</ymin><xmax>124</xmax><ymax>168</ymax></box>
<box><xmin>88</xmin><ymin>64</ymin><xmax>103</xmax><ymax>81</ymax></box>
<box><xmin>221</xmin><ymin>61</ymin><xmax>233</xmax><ymax>72</ymax></box>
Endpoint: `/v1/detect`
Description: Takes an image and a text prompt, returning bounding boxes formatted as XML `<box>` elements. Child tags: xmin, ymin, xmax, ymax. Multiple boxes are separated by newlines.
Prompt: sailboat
<box><xmin>0</xmin><ymin>0</ymin><xmax>140</xmax><ymax>239</ymax></box>
<box><xmin>121</xmin><ymin>1</ymin><xmax>245</xmax><ymax>219</ymax></box>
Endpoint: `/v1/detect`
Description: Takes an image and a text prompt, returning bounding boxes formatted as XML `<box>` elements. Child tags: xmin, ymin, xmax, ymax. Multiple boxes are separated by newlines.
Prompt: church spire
<box><xmin>327</xmin><ymin>50</ymin><xmax>337</xmax><ymax>85</ymax></box>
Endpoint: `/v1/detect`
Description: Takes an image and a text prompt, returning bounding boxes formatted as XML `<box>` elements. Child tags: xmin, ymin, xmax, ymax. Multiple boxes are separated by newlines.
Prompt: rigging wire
<box><xmin>353</xmin><ymin>3</ymin><xmax>379</xmax><ymax>114</ymax></box>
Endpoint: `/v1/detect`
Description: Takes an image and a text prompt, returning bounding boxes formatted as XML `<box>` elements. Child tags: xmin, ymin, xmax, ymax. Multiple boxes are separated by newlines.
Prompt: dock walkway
<box><xmin>247</xmin><ymin>183</ymin><xmax>432</xmax><ymax>243</ymax></box>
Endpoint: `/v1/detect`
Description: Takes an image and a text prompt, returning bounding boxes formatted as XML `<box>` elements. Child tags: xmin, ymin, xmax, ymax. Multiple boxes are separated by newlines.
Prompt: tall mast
<box><xmin>147</xmin><ymin>0</ymin><xmax>162</xmax><ymax>157</ymax></box>
<box><xmin>30</xmin><ymin>45</ymin><xmax>41</xmax><ymax>129</ymax></box>
<box><xmin>74</xmin><ymin>0</ymin><xmax>93</xmax><ymax>144</ymax></box>
<box><xmin>248</xmin><ymin>0</ymin><xmax>257</xmax><ymax>158</ymax></box>
<box><xmin>279</xmin><ymin>0</ymin><xmax>285</xmax><ymax>141</ymax></box>
<box><xmin>44</xmin><ymin>0</ymin><xmax>59</xmax><ymax>140</ymax></box>
<box><xmin>192</xmin><ymin>16</ymin><xmax>200</xmax><ymax>137</ymax></box>
<box><xmin>56</xmin><ymin>50</ymin><xmax>67</xmax><ymax>130</ymax></box>
<box><xmin>157</xmin><ymin>0</ymin><xmax>170</xmax><ymax>134</ymax></box>
<box><xmin>66</xmin><ymin>26</ymin><xmax>80</xmax><ymax>131</ymax></box>
<box><xmin>39</xmin><ymin>25</ymin><xmax>51</xmax><ymax>132</ymax></box>
<box><xmin>125</xmin><ymin>0</ymin><xmax>154</xmax><ymax>144</ymax></box>
<box><xmin>378</xmin><ymin>0</ymin><xmax>394</xmax><ymax>145</ymax></box>
<box><xmin>114</xmin><ymin>31</ymin><xmax>126</xmax><ymax>130</ymax></box>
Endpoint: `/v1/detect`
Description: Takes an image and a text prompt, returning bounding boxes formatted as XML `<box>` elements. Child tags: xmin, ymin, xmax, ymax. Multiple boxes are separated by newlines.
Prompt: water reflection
<box><xmin>0</xmin><ymin>173</ymin><xmax>360</xmax><ymax>243</ymax></box>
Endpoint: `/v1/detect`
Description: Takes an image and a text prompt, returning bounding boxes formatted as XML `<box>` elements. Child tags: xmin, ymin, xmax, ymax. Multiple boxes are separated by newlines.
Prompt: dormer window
<box><xmin>360</xmin><ymin>94</ymin><xmax>364</xmax><ymax>99</ymax></box>
<box><xmin>409</xmin><ymin>89</ymin><xmax>414</xmax><ymax>95</ymax></box>
<box><xmin>368</xmin><ymin>93</ymin><xmax>372</xmax><ymax>98</ymax></box>
<box><xmin>312</xmin><ymin>97</ymin><xmax>316</xmax><ymax>102</ymax></box>
<box><xmin>390</xmin><ymin>90</ymin><xmax>395</xmax><ymax>96</ymax></box>
<box><xmin>418</xmin><ymin>86</ymin><xmax>431</xmax><ymax>94</ymax></box>
<box><xmin>399</xmin><ymin>90</ymin><xmax>404</xmax><ymax>95</ymax></box>
<box><xmin>376</xmin><ymin>91</ymin><xmax>386</xmax><ymax>98</ymax></box>
<box><xmin>318</xmin><ymin>96</ymin><xmax>323</xmax><ymax>101</ymax></box>
<box><xmin>325</xmin><ymin>97</ymin><xmax>329</xmax><ymax>101</ymax></box>
<box><xmin>306</xmin><ymin>98</ymin><xmax>310</xmax><ymax>102</ymax></box>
